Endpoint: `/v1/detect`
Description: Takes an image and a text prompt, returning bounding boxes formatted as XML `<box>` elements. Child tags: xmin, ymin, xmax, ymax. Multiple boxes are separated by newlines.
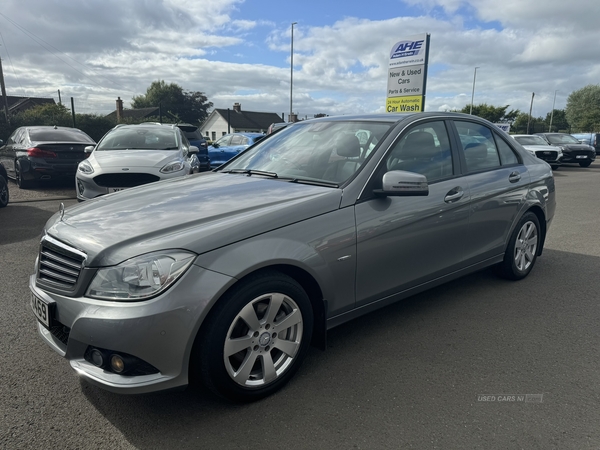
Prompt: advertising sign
<box><xmin>386</xmin><ymin>33</ymin><xmax>430</xmax><ymax>113</ymax></box>
<box><xmin>389</xmin><ymin>34</ymin><xmax>428</xmax><ymax>69</ymax></box>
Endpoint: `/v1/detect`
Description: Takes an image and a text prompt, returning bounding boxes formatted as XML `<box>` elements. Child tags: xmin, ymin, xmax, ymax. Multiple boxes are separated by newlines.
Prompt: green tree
<box><xmin>565</xmin><ymin>84</ymin><xmax>600</xmax><ymax>132</ymax></box>
<box><xmin>544</xmin><ymin>109</ymin><xmax>569</xmax><ymax>133</ymax></box>
<box><xmin>17</xmin><ymin>103</ymin><xmax>71</xmax><ymax>126</ymax></box>
<box><xmin>132</xmin><ymin>80</ymin><xmax>213</xmax><ymax>124</ymax></box>
<box><xmin>459</xmin><ymin>103</ymin><xmax>520</xmax><ymax>124</ymax></box>
<box><xmin>511</xmin><ymin>112</ymin><xmax>545</xmax><ymax>134</ymax></box>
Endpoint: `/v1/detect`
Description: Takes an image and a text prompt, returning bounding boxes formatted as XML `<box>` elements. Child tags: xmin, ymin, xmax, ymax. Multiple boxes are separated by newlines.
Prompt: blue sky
<box><xmin>1</xmin><ymin>0</ymin><xmax>599</xmax><ymax>121</ymax></box>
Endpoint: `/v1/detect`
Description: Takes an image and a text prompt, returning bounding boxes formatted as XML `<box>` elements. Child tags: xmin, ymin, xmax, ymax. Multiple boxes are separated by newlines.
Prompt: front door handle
<box><xmin>444</xmin><ymin>187</ymin><xmax>464</xmax><ymax>203</ymax></box>
<box><xmin>509</xmin><ymin>171</ymin><xmax>521</xmax><ymax>183</ymax></box>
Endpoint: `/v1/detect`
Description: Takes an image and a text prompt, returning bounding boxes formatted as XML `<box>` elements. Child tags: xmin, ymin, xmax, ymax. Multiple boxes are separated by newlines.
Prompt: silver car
<box><xmin>76</xmin><ymin>123</ymin><xmax>199</xmax><ymax>200</ymax></box>
<box><xmin>30</xmin><ymin>113</ymin><xmax>555</xmax><ymax>401</ymax></box>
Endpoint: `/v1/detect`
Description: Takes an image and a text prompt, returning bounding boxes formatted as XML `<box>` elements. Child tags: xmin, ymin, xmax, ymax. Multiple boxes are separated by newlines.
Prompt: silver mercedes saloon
<box><xmin>29</xmin><ymin>113</ymin><xmax>555</xmax><ymax>401</ymax></box>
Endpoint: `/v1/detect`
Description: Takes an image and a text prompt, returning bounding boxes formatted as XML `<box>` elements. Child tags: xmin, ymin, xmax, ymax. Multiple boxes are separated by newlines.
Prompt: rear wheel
<box><xmin>15</xmin><ymin>161</ymin><xmax>32</xmax><ymax>189</ymax></box>
<box><xmin>0</xmin><ymin>175</ymin><xmax>8</xmax><ymax>207</ymax></box>
<box><xmin>498</xmin><ymin>212</ymin><xmax>540</xmax><ymax>280</ymax></box>
<box><xmin>194</xmin><ymin>271</ymin><xmax>313</xmax><ymax>402</ymax></box>
<box><xmin>579</xmin><ymin>161</ymin><xmax>592</xmax><ymax>167</ymax></box>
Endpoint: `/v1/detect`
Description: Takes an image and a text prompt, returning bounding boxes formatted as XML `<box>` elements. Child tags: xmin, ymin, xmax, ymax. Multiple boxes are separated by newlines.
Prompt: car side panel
<box><xmin>193</xmin><ymin>207</ymin><xmax>357</xmax><ymax>316</ymax></box>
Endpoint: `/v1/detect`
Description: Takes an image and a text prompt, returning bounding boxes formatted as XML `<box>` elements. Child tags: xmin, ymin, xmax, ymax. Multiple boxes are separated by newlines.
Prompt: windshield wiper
<box><xmin>287</xmin><ymin>178</ymin><xmax>339</xmax><ymax>188</ymax></box>
<box><xmin>223</xmin><ymin>169</ymin><xmax>279</xmax><ymax>178</ymax></box>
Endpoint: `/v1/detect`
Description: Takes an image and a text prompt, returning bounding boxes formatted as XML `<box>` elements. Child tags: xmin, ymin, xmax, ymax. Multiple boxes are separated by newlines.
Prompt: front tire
<box><xmin>579</xmin><ymin>161</ymin><xmax>592</xmax><ymax>167</ymax></box>
<box><xmin>0</xmin><ymin>175</ymin><xmax>8</xmax><ymax>207</ymax></box>
<box><xmin>498</xmin><ymin>212</ymin><xmax>540</xmax><ymax>280</ymax></box>
<box><xmin>194</xmin><ymin>271</ymin><xmax>314</xmax><ymax>402</ymax></box>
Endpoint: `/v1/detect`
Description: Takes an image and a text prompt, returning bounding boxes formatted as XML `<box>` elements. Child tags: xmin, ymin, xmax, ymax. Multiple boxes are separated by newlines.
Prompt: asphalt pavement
<box><xmin>1</xmin><ymin>165</ymin><xmax>599</xmax><ymax>449</ymax></box>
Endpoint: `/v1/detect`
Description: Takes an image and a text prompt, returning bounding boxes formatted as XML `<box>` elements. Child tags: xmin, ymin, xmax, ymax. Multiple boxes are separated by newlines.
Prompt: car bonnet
<box><xmin>44</xmin><ymin>173</ymin><xmax>342</xmax><ymax>266</ymax></box>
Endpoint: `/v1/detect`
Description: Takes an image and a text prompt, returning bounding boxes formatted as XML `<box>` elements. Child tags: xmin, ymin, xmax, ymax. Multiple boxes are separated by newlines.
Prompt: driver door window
<box><xmin>384</xmin><ymin>121</ymin><xmax>453</xmax><ymax>183</ymax></box>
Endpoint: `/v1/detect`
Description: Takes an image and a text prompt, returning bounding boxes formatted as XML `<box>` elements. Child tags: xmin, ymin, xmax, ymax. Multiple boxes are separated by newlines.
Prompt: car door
<box><xmin>209</xmin><ymin>134</ymin><xmax>233</xmax><ymax>167</ymax></box>
<box><xmin>354</xmin><ymin>119</ymin><xmax>472</xmax><ymax>307</ymax></box>
<box><xmin>451</xmin><ymin>120</ymin><xmax>529</xmax><ymax>265</ymax></box>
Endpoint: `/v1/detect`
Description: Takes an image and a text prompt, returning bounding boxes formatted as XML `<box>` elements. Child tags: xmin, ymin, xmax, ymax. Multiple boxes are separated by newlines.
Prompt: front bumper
<box><xmin>30</xmin><ymin>264</ymin><xmax>233</xmax><ymax>394</ymax></box>
<box><xmin>561</xmin><ymin>151</ymin><xmax>596</xmax><ymax>164</ymax></box>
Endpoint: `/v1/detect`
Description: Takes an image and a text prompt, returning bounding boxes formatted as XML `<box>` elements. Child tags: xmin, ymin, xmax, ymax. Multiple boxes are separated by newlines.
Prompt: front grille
<box><xmin>38</xmin><ymin>237</ymin><xmax>86</xmax><ymax>291</ymax></box>
<box><xmin>93</xmin><ymin>173</ymin><xmax>160</xmax><ymax>188</ymax></box>
<box><xmin>535</xmin><ymin>151</ymin><xmax>558</xmax><ymax>161</ymax></box>
<box><xmin>569</xmin><ymin>150</ymin><xmax>592</xmax><ymax>156</ymax></box>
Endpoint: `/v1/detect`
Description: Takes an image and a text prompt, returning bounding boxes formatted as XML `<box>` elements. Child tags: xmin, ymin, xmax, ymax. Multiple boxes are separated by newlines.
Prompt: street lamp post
<box><xmin>289</xmin><ymin>22</ymin><xmax>297</xmax><ymax>122</ymax></box>
<box><xmin>470</xmin><ymin>67</ymin><xmax>479</xmax><ymax>115</ymax></box>
<box><xmin>549</xmin><ymin>90</ymin><xmax>557</xmax><ymax>132</ymax></box>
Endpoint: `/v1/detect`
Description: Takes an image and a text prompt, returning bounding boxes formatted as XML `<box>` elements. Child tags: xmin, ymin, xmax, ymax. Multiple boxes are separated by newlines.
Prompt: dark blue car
<box><xmin>176</xmin><ymin>124</ymin><xmax>210</xmax><ymax>172</ymax></box>
<box><xmin>208</xmin><ymin>132</ymin><xmax>264</xmax><ymax>168</ymax></box>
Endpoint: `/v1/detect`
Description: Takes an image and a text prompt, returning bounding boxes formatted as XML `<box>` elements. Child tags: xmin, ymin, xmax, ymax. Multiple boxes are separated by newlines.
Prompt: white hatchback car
<box><xmin>76</xmin><ymin>123</ymin><xmax>199</xmax><ymax>200</ymax></box>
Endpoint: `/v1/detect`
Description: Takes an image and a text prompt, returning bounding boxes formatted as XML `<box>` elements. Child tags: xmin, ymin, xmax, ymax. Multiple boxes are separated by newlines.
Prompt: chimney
<box><xmin>116</xmin><ymin>97</ymin><xmax>124</xmax><ymax>123</ymax></box>
<box><xmin>233</xmin><ymin>102</ymin><xmax>241</xmax><ymax>113</ymax></box>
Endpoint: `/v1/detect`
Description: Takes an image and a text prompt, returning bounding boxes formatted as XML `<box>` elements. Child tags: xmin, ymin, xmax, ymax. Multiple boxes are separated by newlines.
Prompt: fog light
<box><xmin>110</xmin><ymin>354</ymin><xmax>125</xmax><ymax>373</ymax></box>
<box><xmin>90</xmin><ymin>349</ymin><xmax>104</xmax><ymax>367</ymax></box>
<box><xmin>77</xmin><ymin>179</ymin><xmax>84</xmax><ymax>196</ymax></box>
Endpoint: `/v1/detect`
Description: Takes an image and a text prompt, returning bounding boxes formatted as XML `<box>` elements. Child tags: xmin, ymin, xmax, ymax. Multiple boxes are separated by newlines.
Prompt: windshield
<box><xmin>514</xmin><ymin>135</ymin><xmax>548</xmax><ymax>146</ymax></box>
<box><xmin>221</xmin><ymin>121</ymin><xmax>392</xmax><ymax>185</ymax></box>
<box><xmin>97</xmin><ymin>128</ymin><xmax>179</xmax><ymax>151</ymax></box>
<box><xmin>546</xmin><ymin>134</ymin><xmax>580</xmax><ymax>145</ymax></box>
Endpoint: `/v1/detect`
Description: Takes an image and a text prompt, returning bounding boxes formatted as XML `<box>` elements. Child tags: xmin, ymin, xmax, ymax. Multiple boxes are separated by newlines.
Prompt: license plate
<box><xmin>31</xmin><ymin>293</ymin><xmax>54</xmax><ymax>329</ymax></box>
<box><xmin>108</xmin><ymin>187</ymin><xmax>126</xmax><ymax>193</ymax></box>
<box><xmin>576</xmin><ymin>155</ymin><xmax>587</xmax><ymax>159</ymax></box>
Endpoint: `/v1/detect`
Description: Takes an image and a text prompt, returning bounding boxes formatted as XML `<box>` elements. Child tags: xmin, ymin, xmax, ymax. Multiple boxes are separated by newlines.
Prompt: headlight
<box><xmin>86</xmin><ymin>250</ymin><xmax>196</xmax><ymax>301</ymax></box>
<box><xmin>526</xmin><ymin>149</ymin><xmax>536</xmax><ymax>156</ymax></box>
<box><xmin>160</xmin><ymin>161</ymin><xmax>185</xmax><ymax>173</ymax></box>
<box><xmin>78</xmin><ymin>160</ymin><xmax>94</xmax><ymax>174</ymax></box>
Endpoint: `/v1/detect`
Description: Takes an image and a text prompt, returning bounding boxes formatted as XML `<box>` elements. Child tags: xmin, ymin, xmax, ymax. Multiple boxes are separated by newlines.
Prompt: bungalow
<box><xmin>200</xmin><ymin>103</ymin><xmax>284</xmax><ymax>141</ymax></box>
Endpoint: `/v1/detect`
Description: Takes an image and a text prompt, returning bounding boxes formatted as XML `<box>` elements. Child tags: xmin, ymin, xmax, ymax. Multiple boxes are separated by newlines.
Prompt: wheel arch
<box><xmin>526</xmin><ymin>205</ymin><xmax>547</xmax><ymax>256</ymax></box>
<box><xmin>190</xmin><ymin>264</ymin><xmax>327</xmax><ymax>374</ymax></box>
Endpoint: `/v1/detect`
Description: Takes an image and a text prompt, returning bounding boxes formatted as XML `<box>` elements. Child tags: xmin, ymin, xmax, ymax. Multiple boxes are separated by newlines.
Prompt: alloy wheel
<box><xmin>514</xmin><ymin>221</ymin><xmax>538</xmax><ymax>272</ymax></box>
<box><xmin>223</xmin><ymin>292</ymin><xmax>303</xmax><ymax>388</ymax></box>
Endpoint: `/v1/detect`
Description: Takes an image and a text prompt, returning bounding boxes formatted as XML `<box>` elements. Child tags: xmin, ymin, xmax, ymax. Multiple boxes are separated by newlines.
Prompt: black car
<box><xmin>535</xmin><ymin>133</ymin><xmax>596</xmax><ymax>167</ymax></box>
<box><xmin>0</xmin><ymin>161</ymin><xmax>8</xmax><ymax>207</ymax></box>
<box><xmin>0</xmin><ymin>126</ymin><xmax>96</xmax><ymax>188</ymax></box>
<box><xmin>175</xmin><ymin>123</ymin><xmax>210</xmax><ymax>172</ymax></box>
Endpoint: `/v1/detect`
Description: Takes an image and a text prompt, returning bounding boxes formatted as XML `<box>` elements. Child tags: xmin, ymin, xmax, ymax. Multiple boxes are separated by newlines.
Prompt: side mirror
<box><xmin>212</xmin><ymin>142</ymin><xmax>219</xmax><ymax>148</ymax></box>
<box><xmin>84</xmin><ymin>145</ymin><xmax>94</xmax><ymax>153</ymax></box>
<box><xmin>374</xmin><ymin>170</ymin><xmax>429</xmax><ymax>197</ymax></box>
<box><xmin>188</xmin><ymin>145</ymin><xmax>199</xmax><ymax>154</ymax></box>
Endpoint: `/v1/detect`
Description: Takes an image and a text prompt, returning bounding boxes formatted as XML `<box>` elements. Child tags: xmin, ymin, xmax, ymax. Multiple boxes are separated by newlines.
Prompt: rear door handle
<box><xmin>444</xmin><ymin>187</ymin><xmax>464</xmax><ymax>203</ymax></box>
<box><xmin>509</xmin><ymin>171</ymin><xmax>521</xmax><ymax>183</ymax></box>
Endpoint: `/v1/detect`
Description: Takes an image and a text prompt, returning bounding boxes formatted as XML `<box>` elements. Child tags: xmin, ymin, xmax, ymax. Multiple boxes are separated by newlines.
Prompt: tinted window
<box><xmin>182</xmin><ymin>130</ymin><xmax>203</xmax><ymax>140</ymax></box>
<box><xmin>29</xmin><ymin>129</ymin><xmax>93</xmax><ymax>143</ymax></box>
<box><xmin>545</xmin><ymin>134</ymin><xmax>580</xmax><ymax>144</ymax></box>
<box><xmin>495</xmin><ymin>136</ymin><xmax>519</xmax><ymax>165</ymax></box>
<box><xmin>455</xmin><ymin>121</ymin><xmax>501</xmax><ymax>173</ymax></box>
<box><xmin>385</xmin><ymin>121</ymin><xmax>453</xmax><ymax>183</ymax></box>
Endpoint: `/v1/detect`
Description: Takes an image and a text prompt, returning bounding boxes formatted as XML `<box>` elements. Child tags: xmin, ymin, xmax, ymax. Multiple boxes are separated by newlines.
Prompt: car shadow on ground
<box><xmin>0</xmin><ymin>204</ymin><xmax>57</xmax><ymax>245</ymax></box>
<box><xmin>78</xmin><ymin>248</ymin><xmax>600</xmax><ymax>449</ymax></box>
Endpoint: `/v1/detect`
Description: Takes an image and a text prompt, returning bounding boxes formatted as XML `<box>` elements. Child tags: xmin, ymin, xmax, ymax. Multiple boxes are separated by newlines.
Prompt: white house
<box><xmin>200</xmin><ymin>103</ymin><xmax>284</xmax><ymax>141</ymax></box>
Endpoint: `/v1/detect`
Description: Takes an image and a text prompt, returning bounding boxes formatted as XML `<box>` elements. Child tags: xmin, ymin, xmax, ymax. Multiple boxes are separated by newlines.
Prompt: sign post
<box><xmin>386</xmin><ymin>33</ymin><xmax>430</xmax><ymax>113</ymax></box>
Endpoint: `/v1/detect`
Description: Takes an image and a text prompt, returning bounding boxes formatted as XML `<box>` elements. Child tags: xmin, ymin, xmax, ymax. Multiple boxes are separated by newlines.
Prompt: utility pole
<box><xmin>527</xmin><ymin>92</ymin><xmax>535</xmax><ymax>134</ymax></box>
<box><xmin>549</xmin><ymin>90</ymin><xmax>557</xmax><ymax>132</ymax></box>
<box><xmin>70</xmin><ymin>97</ymin><xmax>76</xmax><ymax>127</ymax></box>
<box><xmin>58</xmin><ymin>89</ymin><xmax>62</xmax><ymax>106</ymax></box>
<box><xmin>0</xmin><ymin>58</ymin><xmax>10</xmax><ymax>124</ymax></box>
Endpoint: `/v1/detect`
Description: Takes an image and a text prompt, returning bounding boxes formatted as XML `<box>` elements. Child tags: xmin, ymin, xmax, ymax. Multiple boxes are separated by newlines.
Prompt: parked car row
<box><xmin>511</xmin><ymin>132</ymin><xmax>596</xmax><ymax>169</ymax></box>
<box><xmin>0</xmin><ymin>122</ymin><xmax>271</xmax><ymax>199</ymax></box>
